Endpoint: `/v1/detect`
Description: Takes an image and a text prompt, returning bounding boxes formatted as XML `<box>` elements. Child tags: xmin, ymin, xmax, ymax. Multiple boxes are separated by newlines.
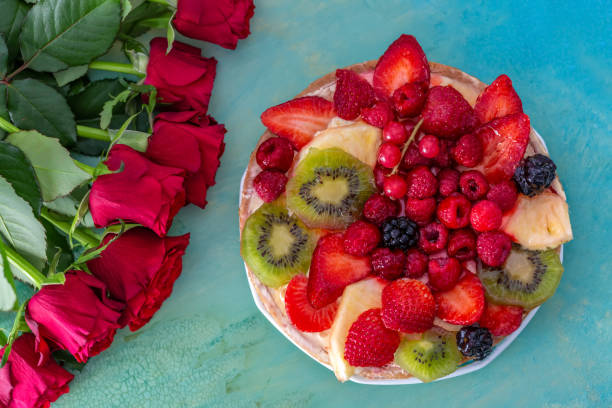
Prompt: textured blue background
<box><xmin>2</xmin><ymin>0</ymin><xmax>611</xmax><ymax>406</ymax></box>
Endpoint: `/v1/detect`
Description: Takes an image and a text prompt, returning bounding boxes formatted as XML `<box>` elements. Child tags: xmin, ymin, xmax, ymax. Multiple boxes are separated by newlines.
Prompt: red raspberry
<box><xmin>406</xmin><ymin>165</ymin><xmax>437</xmax><ymax>198</ymax></box>
<box><xmin>404</xmin><ymin>248</ymin><xmax>428</xmax><ymax>278</ymax></box>
<box><xmin>451</xmin><ymin>133</ymin><xmax>483</xmax><ymax>167</ymax></box>
<box><xmin>447</xmin><ymin>229</ymin><xmax>476</xmax><ymax>261</ymax></box>
<box><xmin>470</xmin><ymin>200</ymin><xmax>502</xmax><ymax>232</ymax></box>
<box><xmin>253</xmin><ymin>170</ymin><xmax>287</xmax><ymax>202</ymax></box>
<box><xmin>432</xmin><ymin>139</ymin><xmax>453</xmax><ymax>168</ymax></box>
<box><xmin>437</xmin><ymin>194</ymin><xmax>471</xmax><ymax>229</ymax></box>
<box><xmin>459</xmin><ymin>170</ymin><xmax>489</xmax><ymax>201</ymax></box>
<box><xmin>344</xmin><ymin>308</ymin><xmax>401</xmax><ymax>367</ymax></box>
<box><xmin>333</xmin><ymin>69</ymin><xmax>376</xmax><ymax>120</ymax></box>
<box><xmin>363</xmin><ymin>194</ymin><xmax>398</xmax><ymax>225</ymax></box>
<box><xmin>420</xmin><ymin>86</ymin><xmax>478</xmax><ymax>139</ymax></box>
<box><xmin>477</xmin><ymin>231</ymin><xmax>512</xmax><ymax>267</ymax></box>
<box><xmin>382</xmin><ymin>121</ymin><xmax>408</xmax><ymax>145</ymax></box>
<box><xmin>383</xmin><ymin>174</ymin><xmax>408</xmax><ymax>200</ymax></box>
<box><xmin>381</xmin><ymin>278</ymin><xmax>435</xmax><ymax>333</ymax></box>
<box><xmin>418</xmin><ymin>222</ymin><xmax>449</xmax><ymax>254</ymax></box>
<box><xmin>401</xmin><ymin>143</ymin><xmax>431</xmax><ymax>170</ymax></box>
<box><xmin>343</xmin><ymin>220</ymin><xmax>381</xmax><ymax>256</ymax></box>
<box><xmin>427</xmin><ymin>257</ymin><xmax>461</xmax><ymax>291</ymax></box>
<box><xmin>377</xmin><ymin>142</ymin><xmax>402</xmax><ymax>168</ymax></box>
<box><xmin>405</xmin><ymin>197</ymin><xmax>436</xmax><ymax>225</ymax></box>
<box><xmin>418</xmin><ymin>134</ymin><xmax>440</xmax><ymax>159</ymax></box>
<box><xmin>438</xmin><ymin>168</ymin><xmax>460</xmax><ymax>196</ymax></box>
<box><xmin>392</xmin><ymin>82</ymin><xmax>427</xmax><ymax>117</ymax></box>
<box><xmin>486</xmin><ymin>180</ymin><xmax>518</xmax><ymax>213</ymax></box>
<box><xmin>479</xmin><ymin>302</ymin><xmax>524</xmax><ymax>336</ymax></box>
<box><xmin>371</xmin><ymin>247</ymin><xmax>406</xmax><ymax>281</ymax></box>
<box><xmin>256</xmin><ymin>137</ymin><xmax>295</xmax><ymax>172</ymax></box>
<box><xmin>374</xmin><ymin>165</ymin><xmax>391</xmax><ymax>190</ymax></box>
<box><xmin>361</xmin><ymin>101</ymin><xmax>394</xmax><ymax>128</ymax></box>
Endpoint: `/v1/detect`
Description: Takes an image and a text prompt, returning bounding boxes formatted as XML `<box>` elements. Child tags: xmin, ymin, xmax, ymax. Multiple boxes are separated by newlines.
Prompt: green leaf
<box><xmin>53</xmin><ymin>64</ymin><xmax>89</xmax><ymax>87</ymax></box>
<box><xmin>121</xmin><ymin>0</ymin><xmax>133</xmax><ymax>20</ymax></box>
<box><xmin>0</xmin><ymin>90</ymin><xmax>7</xmax><ymax>140</ymax></box>
<box><xmin>67</xmin><ymin>78</ymin><xmax>126</xmax><ymax>120</ymax></box>
<box><xmin>100</xmin><ymin>88</ymin><xmax>131</xmax><ymax>129</ymax></box>
<box><xmin>0</xmin><ymin>141</ymin><xmax>42</xmax><ymax>214</ymax></box>
<box><xmin>166</xmin><ymin>10</ymin><xmax>177</xmax><ymax>54</ymax></box>
<box><xmin>19</xmin><ymin>0</ymin><xmax>122</xmax><ymax>72</ymax></box>
<box><xmin>6</xmin><ymin>130</ymin><xmax>90</xmax><ymax>202</ymax></box>
<box><xmin>4</xmin><ymin>79</ymin><xmax>77</xmax><ymax>145</ymax></box>
<box><xmin>0</xmin><ymin>302</ymin><xmax>27</xmax><ymax>368</ymax></box>
<box><xmin>0</xmin><ymin>36</ymin><xmax>8</xmax><ymax>78</ymax></box>
<box><xmin>0</xmin><ymin>238</ymin><xmax>17</xmax><ymax>311</ymax></box>
<box><xmin>41</xmin><ymin>219</ymin><xmax>73</xmax><ymax>275</ymax></box>
<box><xmin>69</xmin><ymin>190</ymin><xmax>90</xmax><ymax>247</ymax></box>
<box><xmin>0</xmin><ymin>0</ymin><xmax>29</xmax><ymax>60</ymax></box>
<box><xmin>120</xmin><ymin>1</ymin><xmax>171</xmax><ymax>38</ymax></box>
<box><xmin>0</xmin><ymin>330</ymin><xmax>7</xmax><ymax>347</ymax></box>
<box><xmin>110</xmin><ymin>129</ymin><xmax>150</xmax><ymax>152</ymax></box>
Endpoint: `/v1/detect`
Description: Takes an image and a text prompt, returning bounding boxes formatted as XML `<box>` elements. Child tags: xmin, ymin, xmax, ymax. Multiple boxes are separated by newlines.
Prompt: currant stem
<box><xmin>391</xmin><ymin>118</ymin><xmax>425</xmax><ymax>176</ymax></box>
<box><xmin>4</xmin><ymin>246</ymin><xmax>45</xmax><ymax>289</ymax></box>
<box><xmin>40</xmin><ymin>207</ymin><xmax>101</xmax><ymax>249</ymax></box>
<box><xmin>88</xmin><ymin>61</ymin><xmax>145</xmax><ymax>77</ymax></box>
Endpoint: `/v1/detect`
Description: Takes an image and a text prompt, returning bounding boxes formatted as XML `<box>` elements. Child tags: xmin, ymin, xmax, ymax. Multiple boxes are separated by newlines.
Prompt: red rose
<box><xmin>144</xmin><ymin>37</ymin><xmax>217</xmax><ymax>113</ymax></box>
<box><xmin>89</xmin><ymin>144</ymin><xmax>186</xmax><ymax>237</ymax></box>
<box><xmin>87</xmin><ymin>228</ymin><xmax>190</xmax><ymax>331</ymax></box>
<box><xmin>0</xmin><ymin>333</ymin><xmax>73</xmax><ymax>408</ymax></box>
<box><xmin>25</xmin><ymin>270</ymin><xmax>124</xmax><ymax>364</ymax></box>
<box><xmin>146</xmin><ymin>111</ymin><xmax>226</xmax><ymax>208</ymax></box>
<box><xmin>173</xmin><ymin>0</ymin><xmax>255</xmax><ymax>50</ymax></box>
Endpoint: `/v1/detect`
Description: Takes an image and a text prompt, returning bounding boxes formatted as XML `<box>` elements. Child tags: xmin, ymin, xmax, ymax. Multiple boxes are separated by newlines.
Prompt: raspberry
<box><xmin>381</xmin><ymin>216</ymin><xmax>418</xmax><ymax>250</ymax></box>
<box><xmin>479</xmin><ymin>302</ymin><xmax>524</xmax><ymax>336</ymax></box>
<box><xmin>420</xmin><ymin>86</ymin><xmax>478</xmax><ymax>139</ymax></box>
<box><xmin>486</xmin><ymin>180</ymin><xmax>518</xmax><ymax>213</ymax></box>
<box><xmin>253</xmin><ymin>170</ymin><xmax>287</xmax><ymax>202</ymax></box>
<box><xmin>333</xmin><ymin>69</ymin><xmax>376</xmax><ymax>120</ymax></box>
<box><xmin>405</xmin><ymin>197</ymin><xmax>436</xmax><ymax>225</ymax></box>
<box><xmin>437</xmin><ymin>194</ymin><xmax>471</xmax><ymax>229</ymax></box>
<box><xmin>404</xmin><ymin>248</ymin><xmax>428</xmax><ymax>278</ymax></box>
<box><xmin>459</xmin><ymin>170</ymin><xmax>489</xmax><ymax>201</ymax></box>
<box><xmin>361</xmin><ymin>101</ymin><xmax>394</xmax><ymax>128</ymax></box>
<box><xmin>438</xmin><ymin>168</ymin><xmax>460</xmax><ymax>196</ymax></box>
<box><xmin>392</xmin><ymin>82</ymin><xmax>427</xmax><ymax>117</ymax></box>
<box><xmin>405</xmin><ymin>165</ymin><xmax>437</xmax><ymax>198</ymax></box>
<box><xmin>371</xmin><ymin>247</ymin><xmax>406</xmax><ymax>280</ymax></box>
<box><xmin>344</xmin><ymin>308</ymin><xmax>401</xmax><ymax>367</ymax></box>
<box><xmin>374</xmin><ymin>165</ymin><xmax>391</xmax><ymax>190</ymax></box>
<box><xmin>363</xmin><ymin>194</ymin><xmax>398</xmax><ymax>225</ymax></box>
<box><xmin>343</xmin><ymin>220</ymin><xmax>381</xmax><ymax>256</ymax></box>
<box><xmin>451</xmin><ymin>133</ymin><xmax>483</xmax><ymax>167</ymax></box>
<box><xmin>447</xmin><ymin>229</ymin><xmax>476</xmax><ymax>261</ymax></box>
<box><xmin>477</xmin><ymin>231</ymin><xmax>512</xmax><ymax>267</ymax></box>
<box><xmin>381</xmin><ymin>278</ymin><xmax>435</xmax><ymax>333</ymax></box>
<box><xmin>401</xmin><ymin>143</ymin><xmax>431</xmax><ymax>170</ymax></box>
<box><xmin>432</xmin><ymin>139</ymin><xmax>453</xmax><ymax>168</ymax></box>
<box><xmin>418</xmin><ymin>134</ymin><xmax>440</xmax><ymax>159</ymax></box>
<box><xmin>377</xmin><ymin>142</ymin><xmax>402</xmax><ymax>168</ymax></box>
<box><xmin>382</xmin><ymin>121</ymin><xmax>408</xmax><ymax>145</ymax></box>
<box><xmin>383</xmin><ymin>174</ymin><xmax>408</xmax><ymax>200</ymax></box>
<box><xmin>470</xmin><ymin>200</ymin><xmax>502</xmax><ymax>232</ymax></box>
<box><xmin>418</xmin><ymin>222</ymin><xmax>449</xmax><ymax>254</ymax></box>
<box><xmin>427</xmin><ymin>257</ymin><xmax>461</xmax><ymax>291</ymax></box>
<box><xmin>256</xmin><ymin>137</ymin><xmax>295</xmax><ymax>172</ymax></box>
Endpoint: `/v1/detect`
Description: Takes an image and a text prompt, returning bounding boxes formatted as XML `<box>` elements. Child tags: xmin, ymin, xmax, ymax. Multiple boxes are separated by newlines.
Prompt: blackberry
<box><xmin>513</xmin><ymin>154</ymin><xmax>556</xmax><ymax>197</ymax></box>
<box><xmin>456</xmin><ymin>325</ymin><xmax>493</xmax><ymax>361</ymax></box>
<box><xmin>380</xmin><ymin>216</ymin><xmax>418</xmax><ymax>250</ymax></box>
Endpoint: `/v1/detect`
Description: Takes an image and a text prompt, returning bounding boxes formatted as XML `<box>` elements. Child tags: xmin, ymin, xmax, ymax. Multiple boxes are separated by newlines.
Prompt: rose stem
<box><xmin>88</xmin><ymin>61</ymin><xmax>146</xmax><ymax>77</ymax></box>
<box><xmin>3</xmin><ymin>245</ymin><xmax>46</xmax><ymax>289</ymax></box>
<box><xmin>40</xmin><ymin>207</ymin><xmax>101</xmax><ymax>249</ymax></box>
<box><xmin>76</xmin><ymin>126</ymin><xmax>110</xmax><ymax>141</ymax></box>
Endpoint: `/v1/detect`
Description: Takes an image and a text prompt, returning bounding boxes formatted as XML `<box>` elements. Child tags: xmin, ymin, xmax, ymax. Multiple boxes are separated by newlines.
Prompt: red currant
<box><xmin>418</xmin><ymin>135</ymin><xmax>440</xmax><ymax>159</ymax></box>
<box><xmin>383</xmin><ymin>174</ymin><xmax>407</xmax><ymax>199</ymax></box>
<box><xmin>377</xmin><ymin>143</ymin><xmax>402</xmax><ymax>169</ymax></box>
<box><xmin>382</xmin><ymin>121</ymin><xmax>408</xmax><ymax>145</ymax></box>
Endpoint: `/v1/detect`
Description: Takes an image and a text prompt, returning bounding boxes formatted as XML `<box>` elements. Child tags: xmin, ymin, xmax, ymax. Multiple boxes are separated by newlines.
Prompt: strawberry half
<box><xmin>474</xmin><ymin>74</ymin><xmax>523</xmax><ymax>124</ymax></box>
<box><xmin>260</xmin><ymin>96</ymin><xmax>335</xmax><ymax>150</ymax></box>
<box><xmin>381</xmin><ymin>278</ymin><xmax>435</xmax><ymax>333</ymax></box>
<box><xmin>434</xmin><ymin>273</ymin><xmax>485</xmax><ymax>325</ymax></box>
<box><xmin>479</xmin><ymin>302</ymin><xmax>524</xmax><ymax>336</ymax></box>
<box><xmin>344</xmin><ymin>308</ymin><xmax>401</xmax><ymax>367</ymax></box>
<box><xmin>285</xmin><ymin>275</ymin><xmax>339</xmax><ymax>332</ymax></box>
<box><xmin>307</xmin><ymin>234</ymin><xmax>371</xmax><ymax>308</ymax></box>
<box><xmin>373</xmin><ymin>34</ymin><xmax>430</xmax><ymax>98</ymax></box>
<box><xmin>474</xmin><ymin>113</ymin><xmax>530</xmax><ymax>183</ymax></box>
<box><xmin>334</xmin><ymin>69</ymin><xmax>376</xmax><ymax>120</ymax></box>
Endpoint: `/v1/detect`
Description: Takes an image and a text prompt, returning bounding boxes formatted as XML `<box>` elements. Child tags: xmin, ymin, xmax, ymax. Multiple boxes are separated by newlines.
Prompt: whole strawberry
<box><xmin>344</xmin><ymin>308</ymin><xmax>401</xmax><ymax>367</ymax></box>
<box><xmin>381</xmin><ymin>278</ymin><xmax>435</xmax><ymax>333</ymax></box>
<box><xmin>421</xmin><ymin>86</ymin><xmax>478</xmax><ymax>139</ymax></box>
<box><xmin>334</xmin><ymin>69</ymin><xmax>376</xmax><ymax>120</ymax></box>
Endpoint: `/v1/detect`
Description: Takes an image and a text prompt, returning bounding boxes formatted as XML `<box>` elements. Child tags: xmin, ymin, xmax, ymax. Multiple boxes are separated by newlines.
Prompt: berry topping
<box><xmin>363</xmin><ymin>194</ymin><xmax>399</xmax><ymax>225</ymax></box>
<box><xmin>285</xmin><ymin>275</ymin><xmax>339</xmax><ymax>332</ymax></box>
<box><xmin>344</xmin><ymin>308</ymin><xmax>401</xmax><ymax>367</ymax></box>
<box><xmin>470</xmin><ymin>200</ymin><xmax>502</xmax><ymax>232</ymax></box>
<box><xmin>256</xmin><ymin>137</ymin><xmax>295</xmax><ymax>171</ymax></box>
<box><xmin>437</xmin><ymin>194</ymin><xmax>471</xmax><ymax>229</ymax></box>
<box><xmin>361</xmin><ymin>101</ymin><xmax>394</xmax><ymax>128</ymax></box>
<box><xmin>404</xmin><ymin>248</ymin><xmax>428</xmax><ymax>278</ymax></box>
<box><xmin>437</xmin><ymin>168</ymin><xmax>460</xmax><ymax>197</ymax></box>
<box><xmin>447</xmin><ymin>229</ymin><xmax>476</xmax><ymax>261</ymax></box>
<box><xmin>435</xmin><ymin>273</ymin><xmax>485</xmax><ymax>325</ymax></box>
<box><xmin>261</xmin><ymin>96</ymin><xmax>335</xmax><ymax>149</ymax></box>
<box><xmin>476</xmin><ymin>231</ymin><xmax>512</xmax><ymax>267</ymax></box>
<box><xmin>343</xmin><ymin>220</ymin><xmax>381</xmax><ymax>256</ymax></box>
<box><xmin>392</xmin><ymin>82</ymin><xmax>427</xmax><ymax>117</ymax></box>
<box><xmin>383</xmin><ymin>174</ymin><xmax>408</xmax><ymax>200</ymax></box>
<box><xmin>418</xmin><ymin>222</ymin><xmax>449</xmax><ymax>254</ymax></box>
<box><xmin>432</xmin><ymin>139</ymin><xmax>453</xmax><ymax>168</ymax></box>
<box><xmin>374</xmin><ymin>165</ymin><xmax>391</xmax><ymax>190</ymax></box>
<box><xmin>428</xmin><ymin>257</ymin><xmax>461</xmax><ymax>291</ymax></box>
<box><xmin>333</xmin><ymin>69</ymin><xmax>376</xmax><ymax>120</ymax></box>
<box><xmin>381</xmin><ymin>278</ymin><xmax>435</xmax><ymax>333</ymax></box>
<box><xmin>405</xmin><ymin>197</ymin><xmax>436</xmax><ymax>225</ymax></box>
<box><xmin>513</xmin><ymin>154</ymin><xmax>557</xmax><ymax>197</ymax></box>
<box><xmin>382</xmin><ymin>121</ymin><xmax>408</xmax><ymax>145</ymax></box>
<box><xmin>253</xmin><ymin>170</ymin><xmax>288</xmax><ymax>202</ymax></box>
<box><xmin>381</xmin><ymin>216</ymin><xmax>418</xmax><ymax>250</ymax></box>
<box><xmin>371</xmin><ymin>247</ymin><xmax>406</xmax><ymax>281</ymax></box>
<box><xmin>474</xmin><ymin>74</ymin><xmax>523</xmax><ymax>124</ymax></box>
<box><xmin>456</xmin><ymin>325</ymin><xmax>493</xmax><ymax>361</ymax></box>
<box><xmin>479</xmin><ymin>302</ymin><xmax>524</xmax><ymax>336</ymax></box>
<box><xmin>451</xmin><ymin>133</ymin><xmax>483</xmax><ymax>167</ymax></box>
<box><xmin>418</xmin><ymin>134</ymin><xmax>440</xmax><ymax>159</ymax></box>
<box><xmin>486</xmin><ymin>180</ymin><xmax>518</xmax><ymax>212</ymax></box>
<box><xmin>377</xmin><ymin>142</ymin><xmax>402</xmax><ymax>169</ymax></box>
<box><xmin>420</xmin><ymin>86</ymin><xmax>478</xmax><ymax>139</ymax></box>
<box><xmin>401</xmin><ymin>143</ymin><xmax>431</xmax><ymax>170</ymax></box>
<box><xmin>459</xmin><ymin>170</ymin><xmax>489</xmax><ymax>201</ymax></box>
<box><xmin>405</xmin><ymin>165</ymin><xmax>438</xmax><ymax>199</ymax></box>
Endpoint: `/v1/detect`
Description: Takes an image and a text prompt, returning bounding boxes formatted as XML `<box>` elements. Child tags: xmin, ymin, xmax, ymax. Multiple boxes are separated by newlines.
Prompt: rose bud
<box><xmin>89</xmin><ymin>144</ymin><xmax>186</xmax><ymax>237</ymax></box>
<box><xmin>144</xmin><ymin>37</ymin><xmax>217</xmax><ymax>112</ymax></box>
<box><xmin>87</xmin><ymin>228</ymin><xmax>190</xmax><ymax>331</ymax></box>
<box><xmin>172</xmin><ymin>0</ymin><xmax>255</xmax><ymax>50</ymax></box>
<box><xmin>146</xmin><ymin>111</ymin><xmax>226</xmax><ymax>208</ymax></box>
<box><xmin>25</xmin><ymin>270</ymin><xmax>124</xmax><ymax>364</ymax></box>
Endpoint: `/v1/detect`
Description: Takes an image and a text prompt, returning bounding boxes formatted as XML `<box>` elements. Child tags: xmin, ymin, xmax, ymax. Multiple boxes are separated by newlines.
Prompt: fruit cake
<box><xmin>239</xmin><ymin>34</ymin><xmax>573</xmax><ymax>383</ymax></box>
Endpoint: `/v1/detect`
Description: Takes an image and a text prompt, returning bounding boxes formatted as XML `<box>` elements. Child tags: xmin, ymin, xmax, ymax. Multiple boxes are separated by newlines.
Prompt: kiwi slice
<box><xmin>394</xmin><ymin>329</ymin><xmax>462</xmax><ymax>382</ymax></box>
<box><xmin>479</xmin><ymin>246</ymin><xmax>563</xmax><ymax>309</ymax></box>
<box><xmin>241</xmin><ymin>202</ymin><xmax>315</xmax><ymax>288</ymax></box>
<box><xmin>286</xmin><ymin>147</ymin><xmax>375</xmax><ymax>229</ymax></box>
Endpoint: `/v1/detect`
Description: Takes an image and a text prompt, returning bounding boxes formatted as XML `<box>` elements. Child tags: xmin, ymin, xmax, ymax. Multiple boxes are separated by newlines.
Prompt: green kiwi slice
<box><xmin>479</xmin><ymin>246</ymin><xmax>563</xmax><ymax>309</ymax></box>
<box><xmin>241</xmin><ymin>202</ymin><xmax>315</xmax><ymax>288</ymax></box>
<box><xmin>286</xmin><ymin>147</ymin><xmax>375</xmax><ymax>229</ymax></box>
<box><xmin>394</xmin><ymin>329</ymin><xmax>462</xmax><ymax>382</ymax></box>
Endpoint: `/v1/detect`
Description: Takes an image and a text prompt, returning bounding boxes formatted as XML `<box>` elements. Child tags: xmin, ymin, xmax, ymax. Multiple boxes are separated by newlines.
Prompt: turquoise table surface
<box><xmin>2</xmin><ymin>0</ymin><xmax>611</xmax><ymax>406</ymax></box>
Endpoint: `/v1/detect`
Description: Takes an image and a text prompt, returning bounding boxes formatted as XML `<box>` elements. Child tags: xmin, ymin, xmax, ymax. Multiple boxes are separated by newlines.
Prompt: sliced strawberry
<box><xmin>474</xmin><ymin>113</ymin><xmax>530</xmax><ymax>183</ymax></box>
<box><xmin>381</xmin><ymin>278</ymin><xmax>435</xmax><ymax>333</ymax></box>
<box><xmin>307</xmin><ymin>233</ymin><xmax>371</xmax><ymax>308</ymax></box>
<box><xmin>479</xmin><ymin>302</ymin><xmax>523</xmax><ymax>336</ymax></box>
<box><xmin>373</xmin><ymin>34</ymin><xmax>430</xmax><ymax>98</ymax></box>
<box><xmin>285</xmin><ymin>275</ymin><xmax>338</xmax><ymax>332</ymax></box>
<box><xmin>474</xmin><ymin>74</ymin><xmax>523</xmax><ymax>124</ymax></box>
<box><xmin>434</xmin><ymin>273</ymin><xmax>485</xmax><ymax>325</ymax></box>
<box><xmin>344</xmin><ymin>308</ymin><xmax>401</xmax><ymax>367</ymax></box>
<box><xmin>334</xmin><ymin>69</ymin><xmax>376</xmax><ymax>120</ymax></box>
<box><xmin>260</xmin><ymin>96</ymin><xmax>335</xmax><ymax>149</ymax></box>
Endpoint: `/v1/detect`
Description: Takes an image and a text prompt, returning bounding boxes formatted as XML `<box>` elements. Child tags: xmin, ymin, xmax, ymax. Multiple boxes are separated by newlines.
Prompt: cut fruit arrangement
<box><xmin>239</xmin><ymin>34</ymin><xmax>572</xmax><ymax>383</ymax></box>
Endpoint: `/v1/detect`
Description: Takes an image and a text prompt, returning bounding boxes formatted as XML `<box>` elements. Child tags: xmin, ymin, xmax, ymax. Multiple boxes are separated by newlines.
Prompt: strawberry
<box><xmin>344</xmin><ymin>308</ymin><xmax>401</xmax><ymax>367</ymax></box>
<box><xmin>381</xmin><ymin>278</ymin><xmax>435</xmax><ymax>333</ymax></box>
<box><xmin>474</xmin><ymin>74</ymin><xmax>523</xmax><ymax>124</ymax></box>
<box><xmin>334</xmin><ymin>69</ymin><xmax>376</xmax><ymax>120</ymax></box>
<box><xmin>307</xmin><ymin>234</ymin><xmax>371</xmax><ymax>308</ymax></box>
<box><xmin>285</xmin><ymin>275</ymin><xmax>339</xmax><ymax>332</ymax></box>
<box><xmin>427</xmin><ymin>257</ymin><xmax>461</xmax><ymax>291</ymax></box>
<box><xmin>479</xmin><ymin>302</ymin><xmax>524</xmax><ymax>336</ymax></box>
<box><xmin>474</xmin><ymin>113</ymin><xmax>530</xmax><ymax>183</ymax></box>
<box><xmin>434</xmin><ymin>273</ymin><xmax>485</xmax><ymax>325</ymax></box>
<box><xmin>361</xmin><ymin>101</ymin><xmax>394</xmax><ymax>128</ymax></box>
<box><xmin>373</xmin><ymin>34</ymin><xmax>430</xmax><ymax>98</ymax></box>
<box><xmin>260</xmin><ymin>96</ymin><xmax>335</xmax><ymax>150</ymax></box>
<box><xmin>420</xmin><ymin>86</ymin><xmax>478</xmax><ymax>139</ymax></box>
